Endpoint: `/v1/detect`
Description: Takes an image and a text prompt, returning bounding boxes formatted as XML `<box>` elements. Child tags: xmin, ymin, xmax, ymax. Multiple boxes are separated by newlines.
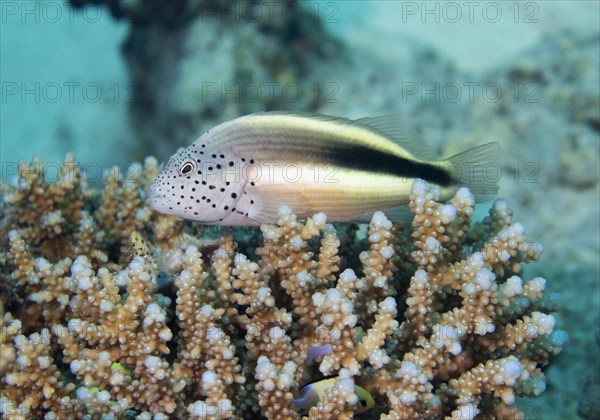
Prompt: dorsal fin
<box><xmin>354</xmin><ymin>114</ymin><xmax>437</xmax><ymax>160</ymax></box>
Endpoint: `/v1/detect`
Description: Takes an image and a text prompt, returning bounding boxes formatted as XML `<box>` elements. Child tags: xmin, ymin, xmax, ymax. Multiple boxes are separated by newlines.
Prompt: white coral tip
<box><xmin>277</xmin><ymin>203</ymin><xmax>292</xmax><ymax>215</ymax></box>
<box><xmin>440</xmin><ymin>204</ymin><xmax>457</xmax><ymax>224</ymax></box>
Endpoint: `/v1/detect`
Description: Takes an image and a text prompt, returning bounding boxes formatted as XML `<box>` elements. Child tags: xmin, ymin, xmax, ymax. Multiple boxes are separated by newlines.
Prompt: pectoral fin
<box><xmin>246</xmin><ymin>183</ymin><xmax>310</xmax><ymax>224</ymax></box>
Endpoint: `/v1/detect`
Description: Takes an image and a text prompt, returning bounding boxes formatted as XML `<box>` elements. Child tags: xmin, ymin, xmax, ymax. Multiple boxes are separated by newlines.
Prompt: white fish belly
<box><xmin>253</xmin><ymin>163</ymin><xmax>414</xmax><ymax>221</ymax></box>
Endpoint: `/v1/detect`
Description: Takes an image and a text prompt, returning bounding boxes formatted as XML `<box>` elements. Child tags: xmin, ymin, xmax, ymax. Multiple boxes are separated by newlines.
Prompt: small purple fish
<box><xmin>307</xmin><ymin>344</ymin><xmax>333</xmax><ymax>362</ymax></box>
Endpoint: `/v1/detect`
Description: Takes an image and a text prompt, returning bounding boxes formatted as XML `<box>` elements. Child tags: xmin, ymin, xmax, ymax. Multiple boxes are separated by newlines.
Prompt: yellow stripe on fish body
<box><xmin>148</xmin><ymin>112</ymin><xmax>500</xmax><ymax>225</ymax></box>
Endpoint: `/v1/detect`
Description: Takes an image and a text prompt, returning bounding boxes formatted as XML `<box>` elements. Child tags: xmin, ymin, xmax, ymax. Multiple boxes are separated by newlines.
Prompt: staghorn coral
<box><xmin>0</xmin><ymin>157</ymin><xmax>565</xmax><ymax>418</ymax></box>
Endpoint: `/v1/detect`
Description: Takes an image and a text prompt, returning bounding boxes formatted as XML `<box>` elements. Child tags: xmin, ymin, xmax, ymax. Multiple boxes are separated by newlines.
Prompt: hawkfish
<box><xmin>148</xmin><ymin>112</ymin><xmax>499</xmax><ymax>225</ymax></box>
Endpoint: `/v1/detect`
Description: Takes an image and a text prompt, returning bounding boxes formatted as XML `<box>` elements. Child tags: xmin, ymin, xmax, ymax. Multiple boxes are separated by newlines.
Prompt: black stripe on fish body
<box><xmin>324</xmin><ymin>144</ymin><xmax>454</xmax><ymax>186</ymax></box>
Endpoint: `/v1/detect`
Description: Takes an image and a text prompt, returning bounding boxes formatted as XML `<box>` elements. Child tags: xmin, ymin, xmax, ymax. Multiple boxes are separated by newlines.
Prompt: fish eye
<box><xmin>359</xmin><ymin>400</ymin><xmax>367</xmax><ymax>407</ymax></box>
<box><xmin>179</xmin><ymin>161</ymin><xmax>195</xmax><ymax>176</ymax></box>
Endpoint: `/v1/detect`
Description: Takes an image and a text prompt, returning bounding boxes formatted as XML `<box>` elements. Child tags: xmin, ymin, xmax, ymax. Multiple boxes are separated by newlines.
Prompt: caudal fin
<box><xmin>442</xmin><ymin>142</ymin><xmax>501</xmax><ymax>202</ymax></box>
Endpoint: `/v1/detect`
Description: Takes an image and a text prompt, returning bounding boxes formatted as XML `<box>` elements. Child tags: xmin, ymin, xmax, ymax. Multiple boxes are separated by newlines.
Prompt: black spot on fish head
<box><xmin>150</xmin><ymin>145</ymin><xmax>245</xmax><ymax>223</ymax></box>
<box><xmin>148</xmin><ymin>145</ymin><xmax>205</xmax><ymax>220</ymax></box>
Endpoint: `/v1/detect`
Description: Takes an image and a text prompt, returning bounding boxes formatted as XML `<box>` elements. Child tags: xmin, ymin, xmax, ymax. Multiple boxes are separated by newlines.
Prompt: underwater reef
<box><xmin>0</xmin><ymin>156</ymin><xmax>566</xmax><ymax>418</ymax></box>
<box><xmin>69</xmin><ymin>0</ymin><xmax>342</xmax><ymax>160</ymax></box>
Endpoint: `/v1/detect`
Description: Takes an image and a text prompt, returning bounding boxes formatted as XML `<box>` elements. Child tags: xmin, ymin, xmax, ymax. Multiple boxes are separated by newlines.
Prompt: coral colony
<box><xmin>1</xmin><ymin>156</ymin><xmax>566</xmax><ymax>418</ymax></box>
